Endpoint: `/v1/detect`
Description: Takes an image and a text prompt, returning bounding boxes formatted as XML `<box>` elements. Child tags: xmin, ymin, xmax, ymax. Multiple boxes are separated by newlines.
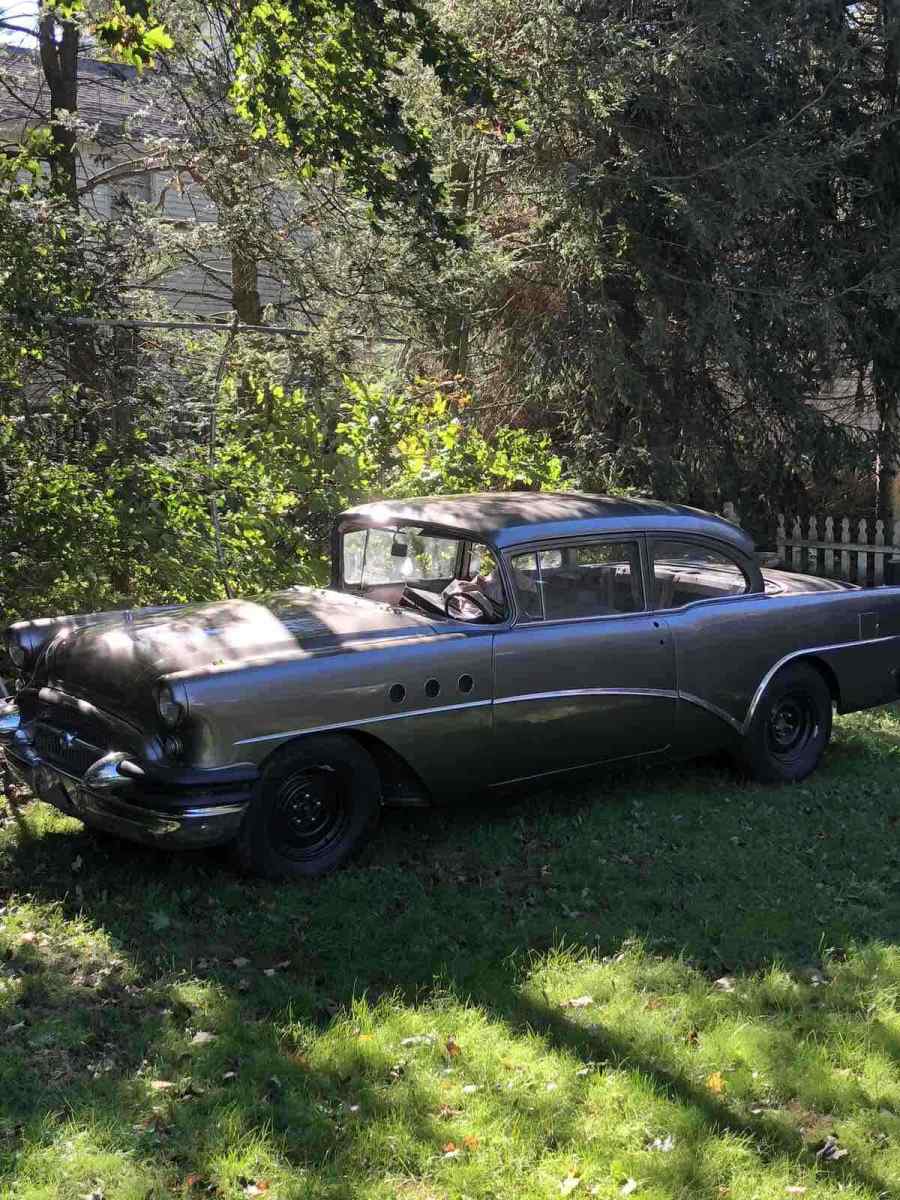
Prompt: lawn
<box><xmin>2</xmin><ymin>708</ymin><xmax>900</xmax><ymax>1199</ymax></box>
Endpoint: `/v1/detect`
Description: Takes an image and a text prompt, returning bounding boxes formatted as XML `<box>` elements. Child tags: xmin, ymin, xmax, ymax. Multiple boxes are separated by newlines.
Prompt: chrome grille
<box><xmin>34</xmin><ymin>722</ymin><xmax>104</xmax><ymax>778</ymax></box>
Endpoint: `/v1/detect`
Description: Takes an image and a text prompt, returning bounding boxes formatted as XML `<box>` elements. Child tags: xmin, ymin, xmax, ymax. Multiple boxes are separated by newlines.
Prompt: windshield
<box><xmin>340</xmin><ymin>525</ymin><xmax>506</xmax><ymax>622</ymax></box>
<box><xmin>343</xmin><ymin>527</ymin><xmax>462</xmax><ymax>587</ymax></box>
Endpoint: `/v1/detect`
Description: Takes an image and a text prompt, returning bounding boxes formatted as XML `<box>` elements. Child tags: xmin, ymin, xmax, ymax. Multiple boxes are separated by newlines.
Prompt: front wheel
<box><xmin>738</xmin><ymin>662</ymin><xmax>832</xmax><ymax>784</ymax></box>
<box><xmin>233</xmin><ymin>734</ymin><xmax>381</xmax><ymax>879</ymax></box>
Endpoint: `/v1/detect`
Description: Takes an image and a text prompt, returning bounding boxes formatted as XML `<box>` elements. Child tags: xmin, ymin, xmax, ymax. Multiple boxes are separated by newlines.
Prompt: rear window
<box><xmin>651</xmin><ymin>540</ymin><xmax>749</xmax><ymax>609</ymax></box>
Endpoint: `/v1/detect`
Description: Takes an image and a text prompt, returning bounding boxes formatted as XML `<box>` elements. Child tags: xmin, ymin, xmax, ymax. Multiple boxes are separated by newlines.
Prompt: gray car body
<box><xmin>3</xmin><ymin>492</ymin><xmax>899</xmax><ymax>847</ymax></box>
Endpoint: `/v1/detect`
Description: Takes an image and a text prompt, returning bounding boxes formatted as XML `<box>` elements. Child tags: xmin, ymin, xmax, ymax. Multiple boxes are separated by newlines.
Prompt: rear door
<box><xmin>491</xmin><ymin>536</ymin><xmax>676</xmax><ymax>784</ymax></box>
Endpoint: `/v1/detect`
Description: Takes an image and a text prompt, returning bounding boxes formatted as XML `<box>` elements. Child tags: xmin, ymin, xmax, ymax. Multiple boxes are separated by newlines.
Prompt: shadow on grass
<box><xmin>3</xmin><ymin>713</ymin><xmax>900</xmax><ymax>1194</ymax></box>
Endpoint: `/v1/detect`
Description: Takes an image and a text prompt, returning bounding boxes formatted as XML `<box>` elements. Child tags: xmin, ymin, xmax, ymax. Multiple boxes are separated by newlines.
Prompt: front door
<box><xmin>491</xmin><ymin>537</ymin><xmax>676</xmax><ymax>784</ymax></box>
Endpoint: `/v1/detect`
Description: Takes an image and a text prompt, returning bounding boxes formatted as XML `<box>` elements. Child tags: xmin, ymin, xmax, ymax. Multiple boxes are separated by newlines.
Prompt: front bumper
<box><xmin>1</xmin><ymin>701</ymin><xmax>256</xmax><ymax>849</ymax></box>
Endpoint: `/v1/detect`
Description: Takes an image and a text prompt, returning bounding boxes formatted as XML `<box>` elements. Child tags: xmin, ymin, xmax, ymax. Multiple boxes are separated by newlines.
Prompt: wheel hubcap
<box><xmin>268</xmin><ymin>765</ymin><xmax>348</xmax><ymax>861</ymax></box>
<box><xmin>766</xmin><ymin>693</ymin><xmax>817</xmax><ymax>760</ymax></box>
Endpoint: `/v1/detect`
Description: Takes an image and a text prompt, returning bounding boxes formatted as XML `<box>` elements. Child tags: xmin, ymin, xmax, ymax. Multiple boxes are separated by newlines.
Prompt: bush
<box><xmin>0</xmin><ymin>377</ymin><xmax>565</xmax><ymax>621</ymax></box>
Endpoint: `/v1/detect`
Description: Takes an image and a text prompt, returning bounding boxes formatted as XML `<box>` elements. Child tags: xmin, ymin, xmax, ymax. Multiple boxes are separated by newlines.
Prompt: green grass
<box><xmin>3</xmin><ymin>708</ymin><xmax>900</xmax><ymax>1198</ymax></box>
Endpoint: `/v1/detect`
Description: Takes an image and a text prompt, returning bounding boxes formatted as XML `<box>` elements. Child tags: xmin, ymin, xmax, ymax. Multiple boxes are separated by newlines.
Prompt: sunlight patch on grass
<box><xmin>2</xmin><ymin>709</ymin><xmax>900</xmax><ymax>1196</ymax></box>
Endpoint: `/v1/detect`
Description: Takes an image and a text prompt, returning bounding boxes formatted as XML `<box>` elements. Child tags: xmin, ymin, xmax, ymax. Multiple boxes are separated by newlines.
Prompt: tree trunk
<box><xmin>37</xmin><ymin>5</ymin><xmax>79</xmax><ymax>206</ymax></box>
<box><xmin>231</xmin><ymin>245</ymin><xmax>262</xmax><ymax>325</ymax></box>
<box><xmin>875</xmin><ymin>366</ymin><xmax>900</xmax><ymax>524</ymax></box>
<box><xmin>442</xmin><ymin>156</ymin><xmax>471</xmax><ymax>377</ymax></box>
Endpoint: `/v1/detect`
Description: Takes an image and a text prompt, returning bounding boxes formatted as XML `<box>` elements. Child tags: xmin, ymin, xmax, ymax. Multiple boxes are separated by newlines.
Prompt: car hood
<box><xmin>38</xmin><ymin>588</ymin><xmax>437</xmax><ymax>722</ymax></box>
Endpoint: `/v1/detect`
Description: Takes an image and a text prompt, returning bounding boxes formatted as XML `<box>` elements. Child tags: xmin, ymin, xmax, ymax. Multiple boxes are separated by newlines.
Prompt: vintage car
<box><xmin>2</xmin><ymin>492</ymin><xmax>899</xmax><ymax>877</ymax></box>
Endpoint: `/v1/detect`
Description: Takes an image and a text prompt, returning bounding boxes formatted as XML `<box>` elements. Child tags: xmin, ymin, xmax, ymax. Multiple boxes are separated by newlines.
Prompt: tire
<box><xmin>233</xmin><ymin>734</ymin><xmax>381</xmax><ymax>879</ymax></box>
<box><xmin>738</xmin><ymin>662</ymin><xmax>833</xmax><ymax>784</ymax></box>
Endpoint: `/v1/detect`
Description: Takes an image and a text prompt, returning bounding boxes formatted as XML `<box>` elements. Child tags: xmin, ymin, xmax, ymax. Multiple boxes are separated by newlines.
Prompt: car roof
<box><xmin>338</xmin><ymin>492</ymin><xmax>755</xmax><ymax>554</ymax></box>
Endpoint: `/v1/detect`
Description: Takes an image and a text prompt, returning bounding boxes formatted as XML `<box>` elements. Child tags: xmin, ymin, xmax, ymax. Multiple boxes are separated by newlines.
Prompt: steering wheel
<box><xmin>445</xmin><ymin>589</ymin><xmax>496</xmax><ymax>623</ymax></box>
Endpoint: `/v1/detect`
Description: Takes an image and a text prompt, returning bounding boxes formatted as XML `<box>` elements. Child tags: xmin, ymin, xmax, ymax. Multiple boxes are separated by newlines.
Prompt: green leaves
<box><xmin>228</xmin><ymin>0</ymin><xmax>513</xmax><ymax>242</ymax></box>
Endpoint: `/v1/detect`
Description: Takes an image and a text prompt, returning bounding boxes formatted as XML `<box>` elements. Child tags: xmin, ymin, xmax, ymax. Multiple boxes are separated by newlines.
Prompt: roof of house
<box><xmin>338</xmin><ymin>492</ymin><xmax>754</xmax><ymax>553</ymax></box>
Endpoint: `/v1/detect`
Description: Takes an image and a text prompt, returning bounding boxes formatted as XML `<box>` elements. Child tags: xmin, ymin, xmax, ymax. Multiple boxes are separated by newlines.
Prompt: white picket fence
<box><xmin>721</xmin><ymin>502</ymin><xmax>900</xmax><ymax>586</ymax></box>
<box><xmin>775</xmin><ymin>514</ymin><xmax>900</xmax><ymax>585</ymax></box>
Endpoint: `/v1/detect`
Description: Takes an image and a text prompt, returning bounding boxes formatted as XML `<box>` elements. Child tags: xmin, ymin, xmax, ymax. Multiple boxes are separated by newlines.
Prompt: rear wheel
<box><xmin>233</xmin><ymin>735</ymin><xmax>381</xmax><ymax>879</ymax></box>
<box><xmin>738</xmin><ymin>662</ymin><xmax>832</xmax><ymax>783</ymax></box>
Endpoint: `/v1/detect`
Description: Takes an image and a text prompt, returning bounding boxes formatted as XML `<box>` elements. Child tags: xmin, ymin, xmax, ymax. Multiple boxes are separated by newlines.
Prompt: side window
<box><xmin>509</xmin><ymin>541</ymin><xmax>644</xmax><ymax>622</ymax></box>
<box><xmin>651</xmin><ymin>540</ymin><xmax>749</xmax><ymax>609</ymax></box>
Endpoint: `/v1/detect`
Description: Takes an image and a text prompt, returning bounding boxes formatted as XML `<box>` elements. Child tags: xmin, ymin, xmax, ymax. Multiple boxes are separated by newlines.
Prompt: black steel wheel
<box><xmin>233</xmin><ymin>735</ymin><xmax>381</xmax><ymax>879</ymax></box>
<box><xmin>738</xmin><ymin>662</ymin><xmax>832</xmax><ymax>783</ymax></box>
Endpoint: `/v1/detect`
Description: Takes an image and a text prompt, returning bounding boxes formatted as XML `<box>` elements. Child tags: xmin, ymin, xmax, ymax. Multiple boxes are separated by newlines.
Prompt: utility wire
<box><xmin>0</xmin><ymin>313</ymin><xmax>409</xmax><ymax>343</ymax></box>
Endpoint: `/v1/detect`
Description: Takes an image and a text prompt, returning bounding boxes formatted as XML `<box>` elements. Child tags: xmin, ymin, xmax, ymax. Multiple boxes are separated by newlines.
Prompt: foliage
<box><xmin>3</xmin><ymin>708</ymin><xmax>900</xmax><ymax>1193</ymax></box>
<box><xmin>0</xmin><ymin>375</ymin><xmax>563</xmax><ymax>620</ymax></box>
<box><xmin>0</xmin><ymin>133</ymin><xmax>113</xmax><ymax>388</ymax></box>
<box><xmin>229</xmin><ymin>0</ymin><xmax>513</xmax><ymax>242</ymax></box>
<box><xmin>397</xmin><ymin>0</ymin><xmax>896</xmax><ymax>528</ymax></box>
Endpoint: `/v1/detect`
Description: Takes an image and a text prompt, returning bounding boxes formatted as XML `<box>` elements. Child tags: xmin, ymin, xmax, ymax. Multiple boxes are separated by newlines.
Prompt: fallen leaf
<box><xmin>243</xmin><ymin>1183</ymin><xmax>270</xmax><ymax>1197</ymax></box>
<box><xmin>437</xmin><ymin>1104</ymin><xmax>460</xmax><ymax>1119</ymax></box>
<box><xmin>222</xmin><ymin>1071</ymin><xmax>238</xmax><ymax>1083</ymax></box>
<box><xmin>462</xmin><ymin>1084</ymin><xmax>478</xmax><ymax>1094</ymax></box>
<box><xmin>560</xmin><ymin>1175</ymin><xmax>581</xmax><ymax>1195</ymax></box>
<box><xmin>19</xmin><ymin>932</ymin><xmax>37</xmax><ymax>945</ymax></box>
<box><xmin>706</xmin><ymin>1071</ymin><xmax>727</xmax><ymax>1094</ymax></box>
<box><xmin>4</xmin><ymin>1022</ymin><xmax>25</xmax><ymax>1036</ymax></box>
<box><xmin>619</xmin><ymin>1182</ymin><xmax>639</xmax><ymax>1197</ymax></box>
<box><xmin>561</xmin><ymin>995</ymin><xmax>594</xmax><ymax>1009</ymax></box>
<box><xmin>184</xmin><ymin>1175</ymin><xmax>203</xmax><ymax>1189</ymax></box>
<box><xmin>401</xmin><ymin>1035</ymin><xmax>434</xmax><ymax>1047</ymax></box>
<box><xmin>714</xmin><ymin>976</ymin><xmax>736</xmax><ymax>992</ymax></box>
<box><xmin>445</xmin><ymin>1036</ymin><xmax>461</xmax><ymax>1057</ymax></box>
<box><xmin>816</xmin><ymin>1135</ymin><xmax>848</xmax><ymax>1161</ymax></box>
<box><xmin>785</xmin><ymin>1188</ymin><xmax>807</xmax><ymax>1196</ymax></box>
<box><xmin>356</xmin><ymin>1033</ymin><xmax>374</xmax><ymax>1042</ymax></box>
<box><xmin>645</xmin><ymin>996</ymin><xmax>665</xmax><ymax>1010</ymax></box>
<box><xmin>463</xmin><ymin>1134</ymin><xmax>479</xmax><ymax>1150</ymax></box>
<box><xmin>150</xmin><ymin>1080</ymin><xmax>176</xmax><ymax>1091</ymax></box>
<box><xmin>442</xmin><ymin>1141</ymin><xmax>460</xmax><ymax>1159</ymax></box>
<box><xmin>647</xmin><ymin>1134</ymin><xmax>675</xmax><ymax>1152</ymax></box>
<box><xmin>233</xmin><ymin>957</ymin><xmax>250</xmax><ymax>968</ymax></box>
<box><xmin>190</xmin><ymin>1031</ymin><xmax>216</xmax><ymax>1046</ymax></box>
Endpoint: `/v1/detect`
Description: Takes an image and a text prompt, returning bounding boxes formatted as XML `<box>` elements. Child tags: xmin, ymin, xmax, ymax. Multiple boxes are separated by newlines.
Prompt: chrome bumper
<box><xmin>1</xmin><ymin>701</ymin><xmax>255</xmax><ymax>850</ymax></box>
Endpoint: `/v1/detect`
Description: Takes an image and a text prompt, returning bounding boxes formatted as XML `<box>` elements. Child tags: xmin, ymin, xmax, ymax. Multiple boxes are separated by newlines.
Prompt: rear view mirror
<box><xmin>390</xmin><ymin>537</ymin><xmax>409</xmax><ymax>558</ymax></box>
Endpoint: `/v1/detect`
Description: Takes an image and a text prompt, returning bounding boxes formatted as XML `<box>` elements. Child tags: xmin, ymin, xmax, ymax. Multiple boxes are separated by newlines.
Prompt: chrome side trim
<box><xmin>681</xmin><ymin>634</ymin><xmax>900</xmax><ymax>737</ymax></box>
<box><xmin>743</xmin><ymin>635</ymin><xmax>900</xmax><ymax>732</ymax></box>
<box><xmin>491</xmin><ymin>743</ymin><xmax>670</xmax><ymax>788</ymax></box>
<box><xmin>235</xmin><ymin>634</ymin><xmax>900</xmax><ymax>749</ymax></box>
<box><xmin>495</xmin><ymin>687</ymin><xmax>678</xmax><ymax>705</ymax></box>
<box><xmin>234</xmin><ymin>698</ymin><xmax>493</xmax><ymax>746</ymax></box>
<box><xmin>676</xmin><ymin>691</ymin><xmax>743</xmax><ymax>733</ymax></box>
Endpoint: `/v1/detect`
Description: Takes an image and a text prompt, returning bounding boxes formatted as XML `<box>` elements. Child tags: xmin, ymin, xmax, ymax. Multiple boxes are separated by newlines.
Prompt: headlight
<box><xmin>156</xmin><ymin>684</ymin><xmax>184</xmax><ymax>728</ymax></box>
